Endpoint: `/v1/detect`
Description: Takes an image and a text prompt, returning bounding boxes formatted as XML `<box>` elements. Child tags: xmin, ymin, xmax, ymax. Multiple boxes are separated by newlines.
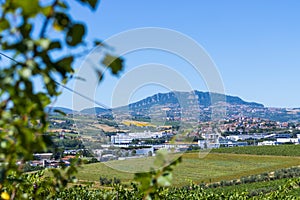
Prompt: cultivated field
<box><xmin>211</xmin><ymin>144</ymin><xmax>300</xmax><ymax>156</ymax></box>
<box><xmin>77</xmin><ymin>152</ymin><xmax>300</xmax><ymax>186</ymax></box>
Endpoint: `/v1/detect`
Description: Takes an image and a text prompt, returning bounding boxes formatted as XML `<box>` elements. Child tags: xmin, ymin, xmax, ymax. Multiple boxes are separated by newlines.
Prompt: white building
<box><xmin>277</xmin><ymin>138</ymin><xmax>299</xmax><ymax>144</ymax></box>
<box><xmin>111</xmin><ymin>131</ymin><xmax>163</xmax><ymax>144</ymax></box>
<box><xmin>198</xmin><ymin>140</ymin><xmax>220</xmax><ymax>149</ymax></box>
<box><xmin>258</xmin><ymin>141</ymin><xmax>277</xmax><ymax>146</ymax></box>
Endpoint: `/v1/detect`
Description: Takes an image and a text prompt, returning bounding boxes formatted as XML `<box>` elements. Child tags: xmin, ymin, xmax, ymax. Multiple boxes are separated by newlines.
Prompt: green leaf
<box><xmin>12</xmin><ymin>0</ymin><xmax>40</xmax><ymax>17</ymax></box>
<box><xmin>86</xmin><ymin>0</ymin><xmax>99</xmax><ymax>10</ymax></box>
<box><xmin>78</xmin><ymin>0</ymin><xmax>99</xmax><ymax>10</ymax></box>
<box><xmin>56</xmin><ymin>57</ymin><xmax>73</xmax><ymax>67</ymax></box>
<box><xmin>41</xmin><ymin>6</ymin><xmax>52</xmax><ymax>16</ymax></box>
<box><xmin>102</xmin><ymin>54</ymin><xmax>124</xmax><ymax>75</ymax></box>
<box><xmin>54</xmin><ymin>12</ymin><xmax>70</xmax><ymax>31</ymax></box>
<box><xmin>49</xmin><ymin>41</ymin><xmax>62</xmax><ymax>50</ymax></box>
<box><xmin>157</xmin><ymin>172</ymin><xmax>172</xmax><ymax>187</ymax></box>
<box><xmin>19</xmin><ymin>23</ymin><xmax>32</xmax><ymax>39</ymax></box>
<box><xmin>58</xmin><ymin>1</ymin><xmax>69</xmax><ymax>9</ymax></box>
<box><xmin>0</xmin><ymin>19</ymin><xmax>9</xmax><ymax>31</ymax></box>
<box><xmin>53</xmin><ymin>109</ymin><xmax>67</xmax><ymax>116</ymax></box>
<box><xmin>154</xmin><ymin>149</ymin><xmax>168</xmax><ymax>167</ymax></box>
<box><xmin>66</xmin><ymin>23</ymin><xmax>85</xmax><ymax>46</ymax></box>
<box><xmin>55</xmin><ymin>56</ymin><xmax>74</xmax><ymax>76</ymax></box>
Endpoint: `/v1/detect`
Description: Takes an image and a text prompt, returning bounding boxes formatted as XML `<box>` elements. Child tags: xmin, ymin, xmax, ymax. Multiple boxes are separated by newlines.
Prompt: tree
<box><xmin>0</xmin><ymin>0</ymin><xmax>123</xmax><ymax>199</ymax></box>
<box><xmin>131</xmin><ymin>149</ymin><xmax>137</xmax><ymax>156</ymax></box>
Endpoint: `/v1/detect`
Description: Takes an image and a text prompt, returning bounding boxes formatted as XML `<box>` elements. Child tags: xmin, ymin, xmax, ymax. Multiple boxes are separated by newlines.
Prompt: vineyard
<box><xmin>12</xmin><ymin>171</ymin><xmax>300</xmax><ymax>200</ymax></box>
<box><xmin>55</xmin><ymin>179</ymin><xmax>300</xmax><ymax>199</ymax></box>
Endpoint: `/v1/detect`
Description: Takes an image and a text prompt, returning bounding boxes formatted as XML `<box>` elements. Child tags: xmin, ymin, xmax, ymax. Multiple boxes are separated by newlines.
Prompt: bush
<box><xmin>99</xmin><ymin>176</ymin><xmax>121</xmax><ymax>186</ymax></box>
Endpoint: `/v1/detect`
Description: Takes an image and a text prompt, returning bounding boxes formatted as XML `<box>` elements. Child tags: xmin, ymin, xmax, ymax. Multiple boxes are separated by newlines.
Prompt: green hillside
<box><xmin>77</xmin><ymin>152</ymin><xmax>300</xmax><ymax>186</ymax></box>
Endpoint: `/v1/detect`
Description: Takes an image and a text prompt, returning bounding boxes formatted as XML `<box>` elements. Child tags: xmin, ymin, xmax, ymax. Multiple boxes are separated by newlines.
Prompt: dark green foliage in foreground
<box><xmin>212</xmin><ymin>144</ymin><xmax>300</xmax><ymax>156</ymax></box>
<box><xmin>99</xmin><ymin>176</ymin><xmax>121</xmax><ymax>186</ymax></box>
<box><xmin>0</xmin><ymin>0</ymin><xmax>124</xmax><ymax>198</ymax></box>
<box><xmin>54</xmin><ymin>177</ymin><xmax>300</xmax><ymax>200</ymax></box>
<box><xmin>8</xmin><ymin>169</ymin><xmax>300</xmax><ymax>200</ymax></box>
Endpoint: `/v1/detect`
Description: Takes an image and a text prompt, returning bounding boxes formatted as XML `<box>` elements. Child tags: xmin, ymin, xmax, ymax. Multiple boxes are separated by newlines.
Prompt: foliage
<box><xmin>22</xmin><ymin>163</ymin><xmax>44</xmax><ymax>173</ymax></box>
<box><xmin>0</xmin><ymin>0</ymin><xmax>123</xmax><ymax>199</ymax></box>
<box><xmin>7</xmin><ymin>172</ymin><xmax>300</xmax><ymax>199</ymax></box>
<box><xmin>99</xmin><ymin>176</ymin><xmax>121</xmax><ymax>186</ymax></box>
<box><xmin>134</xmin><ymin>150</ymin><xmax>182</xmax><ymax>200</ymax></box>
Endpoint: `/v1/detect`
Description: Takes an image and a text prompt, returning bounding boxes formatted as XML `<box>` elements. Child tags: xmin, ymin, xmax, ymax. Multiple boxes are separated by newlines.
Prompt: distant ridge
<box><xmin>127</xmin><ymin>90</ymin><xmax>264</xmax><ymax>109</ymax></box>
<box><xmin>48</xmin><ymin>91</ymin><xmax>300</xmax><ymax>122</ymax></box>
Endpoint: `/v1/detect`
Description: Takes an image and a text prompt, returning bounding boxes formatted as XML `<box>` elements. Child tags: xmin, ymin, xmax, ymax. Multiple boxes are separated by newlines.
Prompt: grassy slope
<box><xmin>211</xmin><ymin>144</ymin><xmax>300</xmax><ymax>156</ymax></box>
<box><xmin>77</xmin><ymin>152</ymin><xmax>300</xmax><ymax>186</ymax></box>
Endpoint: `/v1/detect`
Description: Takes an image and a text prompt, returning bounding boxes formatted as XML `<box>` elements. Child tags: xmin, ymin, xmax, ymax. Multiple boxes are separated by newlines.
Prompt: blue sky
<box><xmin>55</xmin><ymin>0</ymin><xmax>300</xmax><ymax>109</ymax></box>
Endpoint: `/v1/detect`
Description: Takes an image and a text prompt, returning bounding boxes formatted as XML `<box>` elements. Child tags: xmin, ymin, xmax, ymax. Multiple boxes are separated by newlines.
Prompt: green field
<box><xmin>211</xmin><ymin>144</ymin><xmax>300</xmax><ymax>156</ymax></box>
<box><xmin>77</xmin><ymin>152</ymin><xmax>300</xmax><ymax>186</ymax></box>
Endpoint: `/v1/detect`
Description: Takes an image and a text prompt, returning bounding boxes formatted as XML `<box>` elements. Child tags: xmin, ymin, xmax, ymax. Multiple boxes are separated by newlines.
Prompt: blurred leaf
<box><xmin>19</xmin><ymin>68</ymin><xmax>32</xmax><ymax>79</ymax></box>
<box><xmin>134</xmin><ymin>171</ymin><xmax>153</xmax><ymax>191</ymax></box>
<box><xmin>42</xmin><ymin>6</ymin><xmax>52</xmax><ymax>16</ymax></box>
<box><xmin>53</xmin><ymin>21</ymin><xmax>64</xmax><ymax>31</ymax></box>
<box><xmin>57</xmin><ymin>1</ymin><xmax>69</xmax><ymax>9</ymax></box>
<box><xmin>87</xmin><ymin>0</ymin><xmax>99</xmax><ymax>9</ymax></box>
<box><xmin>55</xmin><ymin>56</ymin><xmax>74</xmax><ymax>77</ymax></box>
<box><xmin>36</xmin><ymin>38</ymin><xmax>50</xmax><ymax>50</ymax></box>
<box><xmin>53</xmin><ymin>109</ymin><xmax>67</xmax><ymax>116</ymax></box>
<box><xmin>102</xmin><ymin>54</ymin><xmax>123</xmax><ymax>74</ymax></box>
<box><xmin>77</xmin><ymin>0</ymin><xmax>99</xmax><ymax>10</ymax></box>
<box><xmin>0</xmin><ymin>19</ymin><xmax>9</xmax><ymax>31</ymax></box>
<box><xmin>54</xmin><ymin>12</ymin><xmax>70</xmax><ymax>31</ymax></box>
<box><xmin>49</xmin><ymin>41</ymin><xmax>61</xmax><ymax>50</ymax></box>
<box><xmin>154</xmin><ymin>149</ymin><xmax>168</xmax><ymax>167</ymax></box>
<box><xmin>56</xmin><ymin>57</ymin><xmax>73</xmax><ymax>67</ymax></box>
<box><xmin>12</xmin><ymin>0</ymin><xmax>40</xmax><ymax>17</ymax></box>
<box><xmin>66</xmin><ymin>23</ymin><xmax>85</xmax><ymax>46</ymax></box>
<box><xmin>95</xmin><ymin>68</ymin><xmax>104</xmax><ymax>82</ymax></box>
<box><xmin>157</xmin><ymin>172</ymin><xmax>172</xmax><ymax>187</ymax></box>
<box><xmin>19</xmin><ymin>23</ymin><xmax>32</xmax><ymax>39</ymax></box>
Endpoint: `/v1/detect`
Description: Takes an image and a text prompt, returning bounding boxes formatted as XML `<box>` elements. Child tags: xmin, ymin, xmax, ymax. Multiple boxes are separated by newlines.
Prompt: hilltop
<box><xmin>49</xmin><ymin>91</ymin><xmax>300</xmax><ymax>122</ymax></box>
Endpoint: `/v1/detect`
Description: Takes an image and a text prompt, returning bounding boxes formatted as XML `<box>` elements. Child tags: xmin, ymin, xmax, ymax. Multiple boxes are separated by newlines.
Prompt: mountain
<box><xmin>119</xmin><ymin>91</ymin><xmax>265</xmax><ymax>121</ymax></box>
<box><xmin>49</xmin><ymin>91</ymin><xmax>300</xmax><ymax>122</ymax></box>
<box><xmin>127</xmin><ymin>91</ymin><xmax>263</xmax><ymax>109</ymax></box>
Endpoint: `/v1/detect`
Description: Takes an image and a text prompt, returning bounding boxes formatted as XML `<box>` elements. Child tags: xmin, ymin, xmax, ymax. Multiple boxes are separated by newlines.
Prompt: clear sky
<box><xmin>55</xmin><ymin>0</ymin><xmax>300</xmax><ymax>109</ymax></box>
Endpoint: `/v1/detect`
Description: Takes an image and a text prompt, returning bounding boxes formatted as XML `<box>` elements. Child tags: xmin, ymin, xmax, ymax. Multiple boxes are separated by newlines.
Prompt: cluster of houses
<box><xmin>257</xmin><ymin>134</ymin><xmax>300</xmax><ymax>146</ymax></box>
<box><xmin>199</xmin><ymin>133</ymin><xmax>300</xmax><ymax>148</ymax></box>
<box><xmin>111</xmin><ymin>131</ymin><xmax>300</xmax><ymax>151</ymax></box>
<box><xmin>29</xmin><ymin>151</ymin><xmax>79</xmax><ymax>168</ymax></box>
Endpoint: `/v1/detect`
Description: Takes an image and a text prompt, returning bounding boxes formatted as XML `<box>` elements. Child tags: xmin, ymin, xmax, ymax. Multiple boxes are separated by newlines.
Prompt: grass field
<box><xmin>76</xmin><ymin>152</ymin><xmax>300</xmax><ymax>186</ymax></box>
<box><xmin>211</xmin><ymin>144</ymin><xmax>300</xmax><ymax>156</ymax></box>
